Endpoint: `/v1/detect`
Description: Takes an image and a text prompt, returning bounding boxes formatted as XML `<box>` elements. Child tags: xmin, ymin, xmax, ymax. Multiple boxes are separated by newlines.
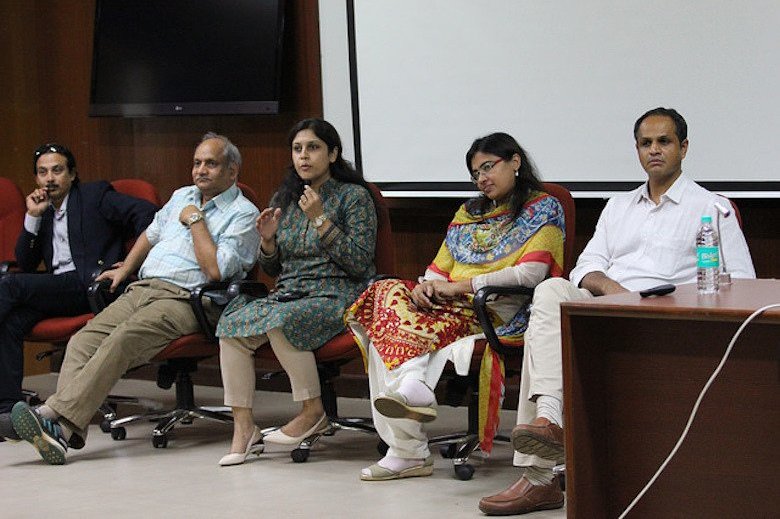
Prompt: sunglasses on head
<box><xmin>34</xmin><ymin>144</ymin><xmax>70</xmax><ymax>157</ymax></box>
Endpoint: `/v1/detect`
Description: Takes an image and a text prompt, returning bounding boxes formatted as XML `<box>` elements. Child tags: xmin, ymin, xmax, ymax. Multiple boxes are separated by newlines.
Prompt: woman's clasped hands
<box><xmin>411</xmin><ymin>279</ymin><xmax>471</xmax><ymax>310</ymax></box>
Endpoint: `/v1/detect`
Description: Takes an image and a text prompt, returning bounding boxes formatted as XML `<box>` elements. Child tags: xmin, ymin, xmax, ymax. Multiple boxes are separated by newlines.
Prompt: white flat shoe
<box><xmin>219</xmin><ymin>426</ymin><xmax>264</xmax><ymax>466</ymax></box>
<box><xmin>263</xmin><ymin>414</ymin><xmax>329</xmax><ymax>445</ymax></box>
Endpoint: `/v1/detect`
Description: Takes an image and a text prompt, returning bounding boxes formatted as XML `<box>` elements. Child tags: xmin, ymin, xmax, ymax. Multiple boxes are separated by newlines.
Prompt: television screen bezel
<box><xmin>88</xmin><ymin>0</ymin><xmax>285</xmax><ymax>117</ymax></box>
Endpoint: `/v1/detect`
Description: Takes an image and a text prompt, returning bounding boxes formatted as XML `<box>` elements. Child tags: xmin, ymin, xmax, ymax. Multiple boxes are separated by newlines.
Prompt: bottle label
<box><xmin>697</xmin><ymin>246</ymin><xmax>720</xmax><ymax>268</ymax></box>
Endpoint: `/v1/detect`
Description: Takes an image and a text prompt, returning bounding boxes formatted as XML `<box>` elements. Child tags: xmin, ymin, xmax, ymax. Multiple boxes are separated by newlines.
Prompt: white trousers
<box><xmin>362</xmin><ymin>332</ymin><xmax>480</xmax><ymax>459</ymax></box>
<box><xmin>513</xmin><ymin>277</ymin><xmax>592</xmax><ymax>467</ymax></box>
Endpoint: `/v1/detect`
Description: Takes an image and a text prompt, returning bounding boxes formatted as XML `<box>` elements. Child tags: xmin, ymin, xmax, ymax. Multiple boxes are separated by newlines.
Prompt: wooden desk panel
<box><xmin>561</xmin><ymin>280</ymin><xmax>780</xmax><ymax>518</ymax></box>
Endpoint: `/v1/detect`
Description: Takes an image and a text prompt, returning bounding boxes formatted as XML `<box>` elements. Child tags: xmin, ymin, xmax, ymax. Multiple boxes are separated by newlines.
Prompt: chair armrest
<box><xmin>87</xmin><ymin>274</ymin><xmax>139</xmax><ymax>313</ymax></box>
<box><xmin>0</xmin><ymin>260</ymin><xmax>19</xmax><ymax>277</ymax></box>
<box><xmin>191</xmin><ymin>281</ymin><xmax>234</xmax><ymax>342</ymax></box>
<box><xmin>88</xmin><ymin>279</ymin><xmax>113</xmax><ymax>314</ymax></box>
<box><xmin>226</xmin><ymin>279</ymin><xmax>269</xmax><ymax>300</ymax></box>
<box><xmin>473</xmin><ymin>285</ymin><xmax>535</xmax><ymax>357</ymax></box>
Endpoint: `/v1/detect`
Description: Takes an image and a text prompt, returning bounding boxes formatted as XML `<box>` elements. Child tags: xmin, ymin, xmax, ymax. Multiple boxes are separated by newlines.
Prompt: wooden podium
<box><xmin>560</xmin><ymin>279</ymin><xmax>780</xmax><ymax>518</ymax></box>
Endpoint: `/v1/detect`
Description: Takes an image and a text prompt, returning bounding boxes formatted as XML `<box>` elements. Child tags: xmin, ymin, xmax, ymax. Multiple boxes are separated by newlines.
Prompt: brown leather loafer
<box><xmin>511</xmin><ymin>418</ymin><xmax>564</xmax><ymax>463</ymax></box>
<box><xmin>478</xmin><ymin>475</ymin><xmax>563</xmax><ymax>515</ymax></box>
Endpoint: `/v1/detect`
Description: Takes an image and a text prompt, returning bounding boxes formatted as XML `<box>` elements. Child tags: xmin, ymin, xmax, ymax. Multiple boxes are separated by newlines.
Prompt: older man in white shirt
<box><xmin>478</xmin><ymin>107</ymin><xmax>755</xmax><ymax>515</ymax></box>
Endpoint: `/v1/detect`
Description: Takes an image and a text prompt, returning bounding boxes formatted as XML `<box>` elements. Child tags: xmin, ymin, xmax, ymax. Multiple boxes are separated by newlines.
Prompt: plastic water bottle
<box><xmin>696</xmin><ymin>216</ymin><xmax>719</xmax><ymax>294</ymax></box>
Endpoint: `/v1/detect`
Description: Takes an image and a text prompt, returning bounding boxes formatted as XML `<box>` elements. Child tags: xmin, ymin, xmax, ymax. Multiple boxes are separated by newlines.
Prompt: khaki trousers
<box><xmin>220</xmin><ymin>328</ymin><xmax>321</xmax><ymax>409</ymax></box>
<box><xmin>514</xmin><ymin>277</ymin><xmax>593</xmax><ymax>468</ymax></box>
<box><xmin>46</xmin><ymin>279</ymin><xmax>219</xmax><ymax>432</ymax></box>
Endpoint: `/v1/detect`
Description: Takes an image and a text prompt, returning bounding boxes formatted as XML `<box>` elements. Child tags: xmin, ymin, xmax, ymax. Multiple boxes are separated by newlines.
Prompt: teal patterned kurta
<box><xmin>216</xmin><ymin>178</ymin><xmax>377</xmax><ymax>351</ymax></box>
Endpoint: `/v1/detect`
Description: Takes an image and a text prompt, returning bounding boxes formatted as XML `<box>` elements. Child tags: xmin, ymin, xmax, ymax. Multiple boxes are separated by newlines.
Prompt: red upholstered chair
<box><xmin>22</xmin><ymin>179</ymin><xmax>161</xmax><ymax>419</ymax></box>
<box><xmin>234</xmin><ymin>183</ymin><xmax>394</xmax><ymax>462</ymax></box>
<box><xmin>0</xmin><ymin>178</ymin><xmax>40</xmax><ymax>404</ymax></box>
<box><xmin>106</xmin><ymin>182</ymin><xmax>260</xmax><ymax>447</ymax></box>
<box><xmin>0</xmin><ymin>177</ymin><xmax>25</xmax><ymax>275</ymax></box>
<box><xmin>431</xmin><ymin>182</ymin><xmax>576</xmax><ymax>480</ymax></box>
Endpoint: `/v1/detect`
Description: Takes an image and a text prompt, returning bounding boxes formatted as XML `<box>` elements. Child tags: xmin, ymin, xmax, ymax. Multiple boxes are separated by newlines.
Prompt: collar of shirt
<box><xmin>184</xmin><ymin>183</ymin><xmax>240</xmax><ymax>213</ymax></box>
<box><xmin>635</xmin><ymin>173</ymin><xmax>690</xmax><ymax>207</ymax></box>
<box><xmin>52</xmin><ymin>192</ymin><xmax>70</xmax><ymax>220</ymax></box>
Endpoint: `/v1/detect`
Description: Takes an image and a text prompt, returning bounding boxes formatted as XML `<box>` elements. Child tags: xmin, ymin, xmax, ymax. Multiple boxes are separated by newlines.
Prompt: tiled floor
<box><xmin>1</xmin><ymin>374</ymin><xmax>566</xmax><ymax>518</ymax></box>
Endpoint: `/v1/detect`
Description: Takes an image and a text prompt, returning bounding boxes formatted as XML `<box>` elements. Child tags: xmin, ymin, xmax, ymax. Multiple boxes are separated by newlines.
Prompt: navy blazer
<box><xmin>15</xmin><ymin>181</ymin><xmax>157</xmax><ymax>288</ymax></box>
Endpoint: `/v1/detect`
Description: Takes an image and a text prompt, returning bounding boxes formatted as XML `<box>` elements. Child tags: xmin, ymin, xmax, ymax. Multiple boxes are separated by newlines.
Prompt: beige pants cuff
<box><xmin>220</xmin><ymin>329</ymin><xmax>321</xmax><ymax>408</ymax></box>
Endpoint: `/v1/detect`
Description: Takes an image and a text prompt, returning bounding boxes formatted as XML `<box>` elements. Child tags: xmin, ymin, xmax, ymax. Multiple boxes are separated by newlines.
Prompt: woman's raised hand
<box><xmin>257</xmin><ymin>208</ymin><xmax>282</xmax><ymax>253</ymax></box>
<box><xmin>298</xmin><ymin>185</ymin><xmax>324</xmax><ymax>222</ymax></box>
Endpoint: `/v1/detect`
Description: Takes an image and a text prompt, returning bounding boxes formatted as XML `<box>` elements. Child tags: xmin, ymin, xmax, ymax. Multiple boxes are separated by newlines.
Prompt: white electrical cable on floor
<box><xmin>618</xmin><ymin>302</ymin><xmax>780</xmax><ymax>519</ymax></box>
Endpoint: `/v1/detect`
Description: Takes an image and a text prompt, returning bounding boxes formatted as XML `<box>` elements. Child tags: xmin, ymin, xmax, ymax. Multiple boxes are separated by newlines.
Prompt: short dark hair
<box><xmin>465</xmin><ymin>132</ymin><xmax>545</xmax><ymax>218</ymax></box>
<box><xmin>633</xmin><ymin>107</ymin><xmax>687</xmax><ymax>143</ymax></box>
<box><xmin>33</xmin><ymin>143</ymin><xmax>77</xmax><ymax>175</ymax></box>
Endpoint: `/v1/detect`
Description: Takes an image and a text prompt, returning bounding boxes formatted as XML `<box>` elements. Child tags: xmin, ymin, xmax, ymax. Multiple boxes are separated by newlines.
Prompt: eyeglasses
<box><xmin>470</xmin><ymin>158</ymin><xmax>504</xmax><ymax>183</ymax></box>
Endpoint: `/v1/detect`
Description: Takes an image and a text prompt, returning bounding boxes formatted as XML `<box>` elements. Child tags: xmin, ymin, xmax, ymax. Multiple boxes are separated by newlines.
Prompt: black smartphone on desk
<box><xmin>639</xmin><ymin>284</ymin><xmax>676</xmax><ymax>297</ymax></box>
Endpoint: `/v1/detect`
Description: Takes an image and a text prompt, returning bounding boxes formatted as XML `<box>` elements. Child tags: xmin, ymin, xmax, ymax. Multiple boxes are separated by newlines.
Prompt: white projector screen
<box><xmin>320</xmin><ymin>0</ymin><xmax>780</xmax><ymax>197</ymax></box>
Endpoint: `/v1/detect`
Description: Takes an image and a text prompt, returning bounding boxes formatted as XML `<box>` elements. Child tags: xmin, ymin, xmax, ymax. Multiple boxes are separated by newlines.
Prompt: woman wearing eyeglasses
<box><xmin>346</xmin><ymin>132</ymin><xmax>565</xmax><ymax>480</ymax></box>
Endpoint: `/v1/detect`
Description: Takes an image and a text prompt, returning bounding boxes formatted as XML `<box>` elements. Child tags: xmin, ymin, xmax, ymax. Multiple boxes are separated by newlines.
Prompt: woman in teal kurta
<box><xmin>215</xmin><ymin>119</ymin><xmax>377</xmax><ymax>466</ymax></box>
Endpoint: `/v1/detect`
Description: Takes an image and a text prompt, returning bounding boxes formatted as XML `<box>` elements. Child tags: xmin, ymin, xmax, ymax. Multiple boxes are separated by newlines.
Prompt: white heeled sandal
<box><xmin>262</xmin><ymin>414</ymin><xmax>329</xmax><ymax>445</ymax></box>
<box><xmin>218</xmin><ymin>426</ymin><xmax>264</xmax><ymax>466</ymax></box>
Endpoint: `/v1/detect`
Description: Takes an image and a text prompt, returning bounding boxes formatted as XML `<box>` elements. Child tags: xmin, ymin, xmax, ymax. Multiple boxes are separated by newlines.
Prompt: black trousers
<box><xmin>0</xmin><ymin>271</ymin><xmax>89</xmax><ymax>413</ymax></box>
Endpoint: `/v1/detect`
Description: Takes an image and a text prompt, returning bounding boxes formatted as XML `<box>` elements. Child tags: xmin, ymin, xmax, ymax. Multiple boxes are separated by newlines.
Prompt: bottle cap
<box><xmin>701</xmin><ymin>216</ymin><xmax>712</xmax><ymax>223</ymax></box>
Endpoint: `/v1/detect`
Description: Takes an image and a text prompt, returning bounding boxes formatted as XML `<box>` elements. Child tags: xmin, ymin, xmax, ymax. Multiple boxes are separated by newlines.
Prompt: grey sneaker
<box><xmin>11</xmin><ymin>401</ymin><xmax>68</xmax><ymax>465</ymax></box>
<box><xmin>0</xmin><ymin>411</ymin><xmax>21</xmax><ymax>441</ymax></box>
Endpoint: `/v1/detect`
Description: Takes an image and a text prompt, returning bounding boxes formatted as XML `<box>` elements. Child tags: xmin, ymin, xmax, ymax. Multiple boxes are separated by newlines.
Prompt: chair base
<box><xmin>255</xmin><ymin>362</ymin><xmax>378</xmax><ymax>463</ymax></box>
<box><xmin>258</xmin><ymin>415</ymin><xmax>378</xmax><ymax>463</ymax></box>
<box><xmin>106</xmin><ymin>361</ymin><xmax>232</xmax><ymax>448</ymax></box>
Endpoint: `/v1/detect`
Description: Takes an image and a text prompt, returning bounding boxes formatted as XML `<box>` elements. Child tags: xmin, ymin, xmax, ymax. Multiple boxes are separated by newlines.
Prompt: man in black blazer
<box><xmin>0</xmin><ymin>143</ymin><xmax>157</xmax><ymax>441</ymax></box>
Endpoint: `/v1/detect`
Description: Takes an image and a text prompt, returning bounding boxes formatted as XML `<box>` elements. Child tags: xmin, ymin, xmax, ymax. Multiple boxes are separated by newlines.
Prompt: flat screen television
<box><xmin>89</xmin><ymin>0</ymin><xmax>285</xmax><ymax>116</ymax></box>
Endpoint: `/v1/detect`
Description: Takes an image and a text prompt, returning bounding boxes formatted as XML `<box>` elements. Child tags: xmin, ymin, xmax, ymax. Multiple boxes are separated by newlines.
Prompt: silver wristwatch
<box><xmin>185</xmin><ymin>212</ymin><xmax>204</xmax><ymax>228</ymax></box>
<box><xmin>313</xmin><ymin>214</ymin><xmax>328</xmax><ymax>228</ymax></box>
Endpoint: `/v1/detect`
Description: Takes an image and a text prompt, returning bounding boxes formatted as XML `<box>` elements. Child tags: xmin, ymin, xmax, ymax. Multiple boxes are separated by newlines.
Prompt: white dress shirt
<box><xmin>569</xmin><ymin>174</ymin><xmax>755</xmax><ymax>292</ymax></box>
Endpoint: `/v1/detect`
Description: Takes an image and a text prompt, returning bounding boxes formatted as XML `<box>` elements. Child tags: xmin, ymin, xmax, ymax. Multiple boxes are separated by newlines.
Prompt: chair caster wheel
<box><xmin>377</xmin><ymin>440</ymin><xmax>389</xmax><ymax>456</ymax></box>
<box><xmin>152</xmin><ymin>434</ymin><xmax>168</xmax><ymax>448</ymax></box>
<box><xmin>100</xmin><ymin>420</ymin><xmax>112</xmax><ymax>433</ymax></box>
<box><xmin>439</xmin><ymin>443</ymin><xmax>457</xmax><ymax>459</ymax></box>
<box><xmin>110</xmin><ymin>427</ymin><xmax>127</xmax><ymax>441</ymax></box>
<box><xmin>291</xmin><ymin>448</ymin><xmax>309</xmax><ymax>463</ymax></box>
<box><xmin>454</xmin><ymin>463</ymin><xmax>475</xmax><ymax>480</ymax></box>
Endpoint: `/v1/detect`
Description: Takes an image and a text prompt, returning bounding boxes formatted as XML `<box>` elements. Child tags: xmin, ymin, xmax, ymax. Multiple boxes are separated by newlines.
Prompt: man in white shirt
<box><xmin>478</xmin><ymin>107</ymin><xmax>755</xmax><ymax>515</ymax></box>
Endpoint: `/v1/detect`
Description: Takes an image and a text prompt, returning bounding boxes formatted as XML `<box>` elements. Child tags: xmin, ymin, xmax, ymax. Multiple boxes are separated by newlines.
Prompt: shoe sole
<box><xmin>374</xmin><ymin>396</ymin><xmax>437</xmax><ymax>423</ymax></box>
<box><xmin>360</xmin><ymin>463</ymin><xmax>434</xmax><ymax>481</ymax></box>
<box><xmin>511</xmin><ymin>429</ymin><xmax>564</xmax><ymax>463</ymax></box>
<box><xmin>11</xmin><ymin>404</ymin><xmax>66</xmax><ymax>465</ymax></box>
<box><xmin>478</xmin><ymin>497</ymin><xmax>564</xmax><ymax>515</ymax></box>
